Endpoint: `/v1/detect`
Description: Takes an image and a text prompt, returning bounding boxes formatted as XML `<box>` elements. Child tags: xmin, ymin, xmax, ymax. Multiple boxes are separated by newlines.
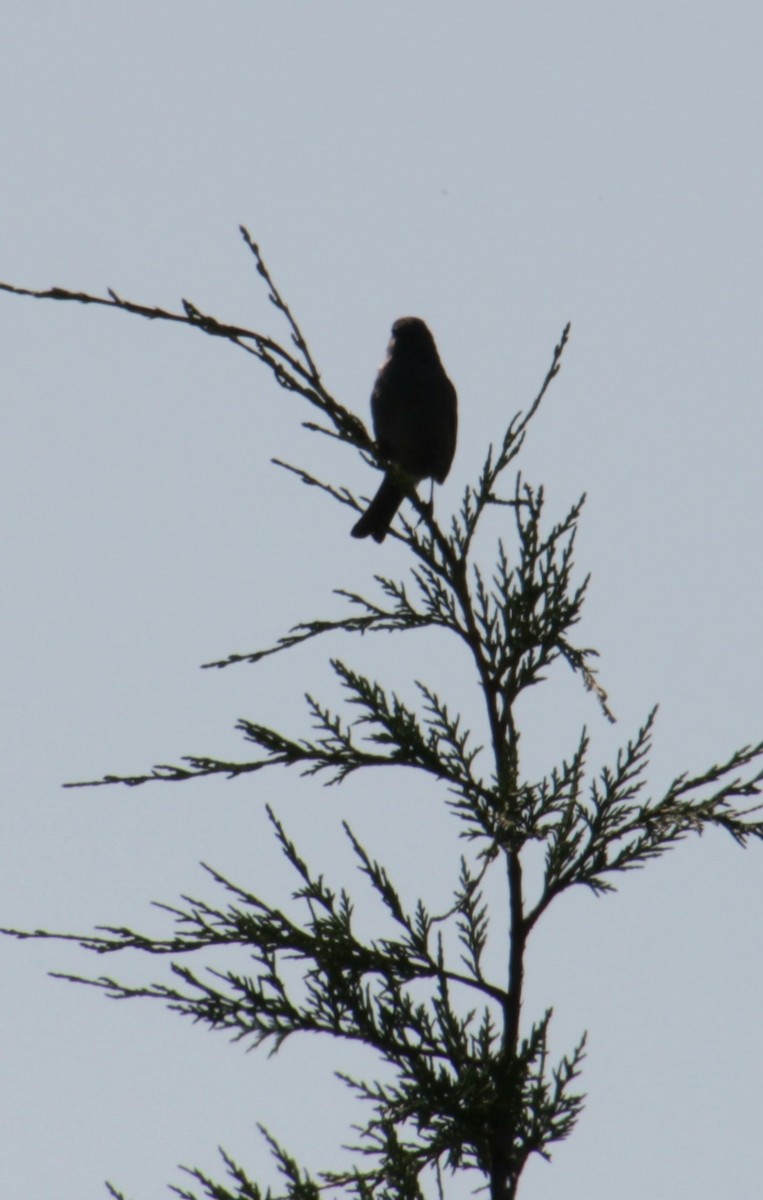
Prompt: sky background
<box><xmin>1</xmin><ymin>3</ymin><xmax>762</xmax><ymax>1198</ymax></box>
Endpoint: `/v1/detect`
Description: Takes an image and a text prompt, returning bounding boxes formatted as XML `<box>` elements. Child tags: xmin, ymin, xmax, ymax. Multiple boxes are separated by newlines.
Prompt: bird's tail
<box><xmin>351</xmin><ymin>474</ymin><xmax>404</xmax><ymax>543</ymax></box>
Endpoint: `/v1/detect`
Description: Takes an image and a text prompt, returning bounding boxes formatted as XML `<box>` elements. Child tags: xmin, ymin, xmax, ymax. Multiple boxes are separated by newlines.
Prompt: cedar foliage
<box><xmin>3</xmin><ymin>234</ymin><xmax>762</xmax><ymax>1200</ymax></box>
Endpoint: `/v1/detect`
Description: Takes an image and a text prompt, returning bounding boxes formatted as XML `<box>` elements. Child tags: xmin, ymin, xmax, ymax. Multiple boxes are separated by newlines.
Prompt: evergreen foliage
<box><xmin>3</xmin><ymin>234</ymin><xmax>762</xmax><ymax>1200</ymax></box>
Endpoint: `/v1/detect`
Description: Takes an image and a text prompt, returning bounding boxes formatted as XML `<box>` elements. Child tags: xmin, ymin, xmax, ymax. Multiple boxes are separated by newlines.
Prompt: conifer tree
<box><xmin>3</xmin><ymin>233</ymin><xmax>762</xmax><ymax>1200</ymax></box>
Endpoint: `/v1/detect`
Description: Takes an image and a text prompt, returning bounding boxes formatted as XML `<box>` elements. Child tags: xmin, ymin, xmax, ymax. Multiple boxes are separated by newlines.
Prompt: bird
<box><xmin>351</xmin><ymin>317</ymin><xmax>457</xmax><ymax>543</ymax></box>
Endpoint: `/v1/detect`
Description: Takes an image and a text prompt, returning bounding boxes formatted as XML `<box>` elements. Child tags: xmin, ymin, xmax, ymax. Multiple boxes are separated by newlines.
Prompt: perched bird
<box><xmin>351</xmin><ymin>317</ymin><xmax>457</xmax><ymax>543</ymax></box>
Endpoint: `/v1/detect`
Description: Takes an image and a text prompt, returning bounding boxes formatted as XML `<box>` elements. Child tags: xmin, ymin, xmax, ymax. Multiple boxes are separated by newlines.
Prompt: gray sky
<box><xmin>1</xmin><ymin>4</ymin><xmax>762</xmax><ymax>1198</ymax></box>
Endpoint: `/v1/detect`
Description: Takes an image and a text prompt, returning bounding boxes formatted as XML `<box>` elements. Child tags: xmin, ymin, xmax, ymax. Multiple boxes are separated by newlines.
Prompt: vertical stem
<box><xmin>450</xmin><ymin>551</ymin><xmax>528</xmax><ymax>1199</ymax></box>
<box><xmin>505</xmin><ymin>848</ymin><xmax>525</xmax><ymax>1054</ymax></box>
<box><xmin>489</xmin><ymin>714</ymin><xmax>526</xmax><ymax>1200</ymax></box>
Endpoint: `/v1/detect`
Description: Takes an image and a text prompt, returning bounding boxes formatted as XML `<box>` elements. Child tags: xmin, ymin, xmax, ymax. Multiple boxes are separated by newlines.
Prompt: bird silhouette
<box><xmin>351</xmin><ymin>317</ymin><xmax>457</xmax><ymax>543</ymax></box>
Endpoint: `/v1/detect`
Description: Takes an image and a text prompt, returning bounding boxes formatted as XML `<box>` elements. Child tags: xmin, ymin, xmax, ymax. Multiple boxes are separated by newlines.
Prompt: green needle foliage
<box><xmin>2</xmin><ymin>233</ymin><xmax>763</xmax><ymax>1200</ymax></box>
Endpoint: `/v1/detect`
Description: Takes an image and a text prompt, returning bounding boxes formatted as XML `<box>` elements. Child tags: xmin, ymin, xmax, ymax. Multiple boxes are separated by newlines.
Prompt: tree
<box><xmin>2</xmin><ymin>232</ymin><xmax>762</xmax><ymax>1200</ymax></box>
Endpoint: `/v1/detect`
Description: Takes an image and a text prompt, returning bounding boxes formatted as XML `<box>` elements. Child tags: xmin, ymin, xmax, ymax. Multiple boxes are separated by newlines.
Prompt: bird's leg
<box><xmin>417</xmin><ymin>479</ymin><xmax>435</xmax><ymax>526</ymax></box>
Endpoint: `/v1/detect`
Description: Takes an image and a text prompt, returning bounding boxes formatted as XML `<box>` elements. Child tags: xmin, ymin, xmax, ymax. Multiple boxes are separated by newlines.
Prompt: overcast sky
<box><xmin>1</xmin><ymin>4</ymin><xmax>762</xmax><ymax>1199</ymax></box>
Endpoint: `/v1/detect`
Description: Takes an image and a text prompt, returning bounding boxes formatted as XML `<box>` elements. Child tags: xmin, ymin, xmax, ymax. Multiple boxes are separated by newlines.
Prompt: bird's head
<box><xmin>389</xmin><ymin>316</ymin><xmax>437</xmax><ymax>357</ymax></box>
